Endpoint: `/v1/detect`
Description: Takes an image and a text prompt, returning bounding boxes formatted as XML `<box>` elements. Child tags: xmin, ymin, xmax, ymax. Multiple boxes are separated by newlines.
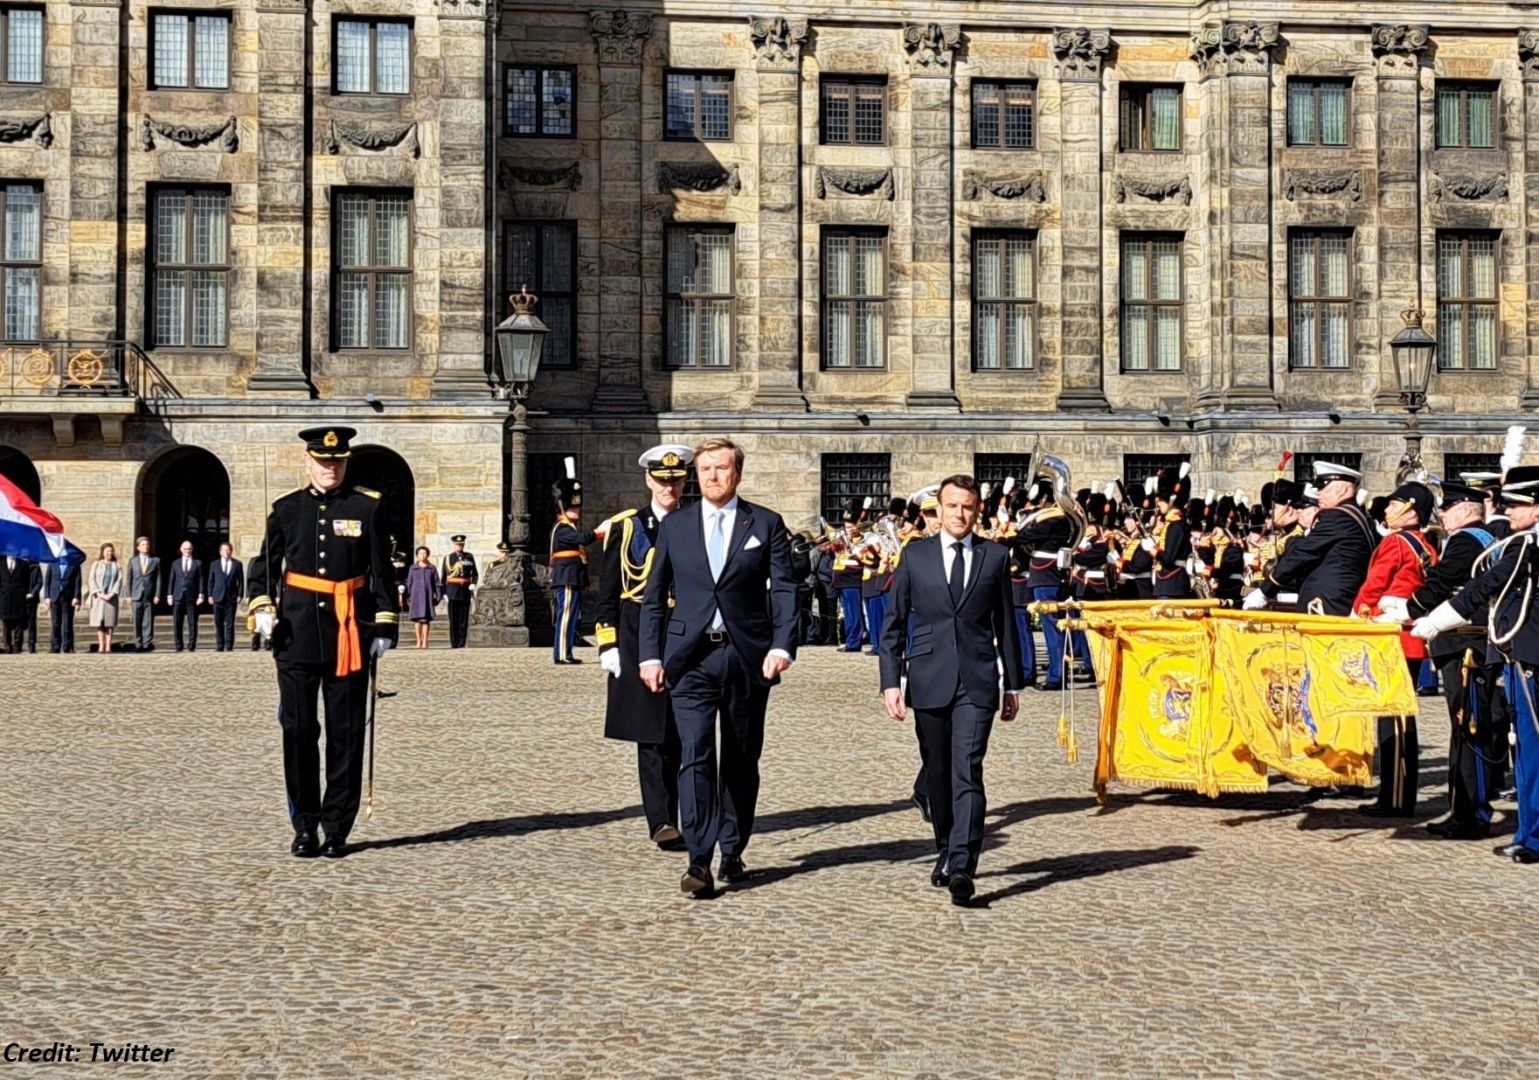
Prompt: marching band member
<box><xmin>550</xmin><ymin>459</ymin><xmax>596</xmax><ymax>665</ymax></box>
<box><xmin>832</xmin><ymin>502</ymin><xmax>866</xmax><ymax>652</ymax></box>
<box><xmin>1017</xmin><ymin>481</ymin><xmax>1073</xmax><ymax>692</ymax></box>
<box><xmin>1151</xmin><ymin>465</ymin><xmax>1193</xmax><ymax>600</ymax></box>
<box><xmin>1246</xmin><ymin>461</ymin><xmax>1372</xmax><ymax>615</ymax></box>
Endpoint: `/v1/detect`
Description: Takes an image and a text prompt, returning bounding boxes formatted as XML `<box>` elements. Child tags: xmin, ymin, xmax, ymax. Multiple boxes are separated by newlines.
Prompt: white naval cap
<box><xmin>638</xmin><ymin>443</ymin><xmax>694</xmax><ymax>479</ymax></box>
<box><xmin>1311</xmin><ymin>460</ymin><xmax>1362</xmax><ymax>483</ymax></box>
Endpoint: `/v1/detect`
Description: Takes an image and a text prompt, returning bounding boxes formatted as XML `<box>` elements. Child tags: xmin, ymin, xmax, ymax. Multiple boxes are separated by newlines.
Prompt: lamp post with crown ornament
<box><xmin>1390</xmin><ymin>308</ymin><xmax>1437</xmax><ymax>483</ymax></box>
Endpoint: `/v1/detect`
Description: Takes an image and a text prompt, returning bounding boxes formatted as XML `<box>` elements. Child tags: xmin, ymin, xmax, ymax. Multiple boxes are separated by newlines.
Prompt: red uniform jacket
<box><xmin>1352</xmin><ymin>528</ymin><xmax>1436</xmax><ymax>660</ymax></box>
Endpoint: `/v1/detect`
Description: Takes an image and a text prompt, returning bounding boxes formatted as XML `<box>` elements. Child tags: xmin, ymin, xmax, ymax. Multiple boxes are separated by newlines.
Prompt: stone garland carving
<box><xmin>902</xmin><ymin>22</ymin><xmax>962</xmax><ymax>71</ymax></box>
<box><xmin>1052</xmin><ymin>27</ymin><xmax>1112</xmax><ymax>80</ymax></box>
<box><xmin>498</xmin><ymin>160</ymin><xmax>582</xmax><ymax>191</ymax></box>
<box><xmin>325</xmin><ymin>120</ymin><xmax>420</xmax><ymax>158</ymax></box>
<box><xmin>1370</xmin><ymin>24</ymin><xmax>1431</xmax><ymax>73</ymax></box>
<box><xmin>1282</xmin><ymin>170</ymin><xmax>1364</xmax><ymax>202</ymax></box>
<box><xmin>748</xmin><ymin>15</ymin><xmax>809</xmax><ymax>68</ymax></box>
<box><xmin>657</xmin><ymin>161</ymin><xmax>741</xmax><ymax>195</ymax></box>
<box><xmin>1190</xmin><ymin>20</ymin><xmax>1282</xmax><ymax>76</ymax></box>
<box><xmin>1520</xmin><ymin>30</ymin><xmax>1539</xmax><ymax>80</ymax></box>
<box><xmin>590</xmin><ymin>9</ymin><xmax>652</xmax><ymax>65</ymax></box>
<box><xmin>1432</xmin><ymin>172</ymin><xmax>1508</xmax><ymax>202</ymax></box>
<box><xmin>814</xmin><ymin>166</ymin><xmax>894</xmax><ymax>201</ymax></box>
<box><xmin>1113</xmin><ymin>175</ymin><xmax>1193</xmax><ymax>205</ymax></box>
<box><xmin>140</xmin><ymin>115</ymin><xmax>239</xmax><ymax>153</ymax></box>
<box><xmin>0</xmin><ymin>114</ymin><xmax>52</xmax><ymax>148</ymax></box>
<box><xmin>961</xmin><ymin>171</ymin><xmax>1047</xmax><ymax>202</ymax></box>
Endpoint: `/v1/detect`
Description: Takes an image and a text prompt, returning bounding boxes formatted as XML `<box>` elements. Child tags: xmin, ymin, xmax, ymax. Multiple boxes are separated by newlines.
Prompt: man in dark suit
<box><xmin>0</xmin><ymin>556</ymin><xmax>29</xmax><ymax>653</ymax></box>
<box><xmin>43</xmin><ymin>556</ymin><xmax>81</xmax><ymax>653</ymax></box>
<box><xmin>206</xmin><ymin>541</ymin><xmax>244</xmax><ymax>652</ymax></box>
<box><xmin>638</xmin><ymin>437</ymin><xmax>799</xmax><ymax>896</ymax></box>
<box><xmin>880</xmin><ymin>474</ymin><xmax>1025</xmax><ymax>906</ymax></box>
<box><xmin>127</xmin><ymin>536</ymin><xmax>160</xmax><ymax>651</ymax></box>
<box><xmin>166</xmin><ymin>540</ymin><xmax>205</xmax><ymax>652</ymax></box>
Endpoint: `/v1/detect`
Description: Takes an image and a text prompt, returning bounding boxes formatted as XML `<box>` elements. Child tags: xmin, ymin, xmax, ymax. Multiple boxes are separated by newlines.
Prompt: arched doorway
<box><xmin>348</xmin><ymin>445</ymin><xmax>415</xmax><ymax>551</ymax></box>
<box><xmin>0</xmin><ymin>445</ymin><xmax>41</xmax><ymax>503</ymax></box>
<box><xmin>138</xmin><ymin>446</ymin><xmax>231</xmax><ymax>563</ymax></box>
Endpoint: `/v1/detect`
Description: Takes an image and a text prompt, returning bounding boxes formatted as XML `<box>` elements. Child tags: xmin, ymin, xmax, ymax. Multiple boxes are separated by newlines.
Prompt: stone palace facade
<box><xmin>3</xmin><ymin>0</ymin><xmax>1539</xmax><ymax>566</ymax></box>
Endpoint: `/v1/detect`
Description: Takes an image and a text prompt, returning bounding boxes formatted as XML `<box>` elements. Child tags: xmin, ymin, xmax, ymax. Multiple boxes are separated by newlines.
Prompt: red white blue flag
<box><xmin>0</xmin><ymin>474</ymin><xmax>85</xmax><ymax>566</ymax></box>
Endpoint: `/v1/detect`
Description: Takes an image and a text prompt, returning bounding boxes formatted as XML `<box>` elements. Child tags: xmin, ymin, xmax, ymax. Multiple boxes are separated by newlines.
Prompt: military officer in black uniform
<box><xmin>594</xmin><ymin>444</ymin><xmax>692</xmax><ymax>850</ymax></box>
<box><xmin>249</xmin><ymin>426</ymin><xmax>396</xmax><ymax>859</ymax></box>
<box><xmin>550</xmin><ymin>457</ymin><xmax>595</xmax><ymax>665</ymax></box>
<box><xmin>1247</xmin><ymin>460</ymin><xmax>1374</xmax><ymax>616</ymax></box>
<box><xmin>1152</xmin><ymin>466</ymin><xmax>1193</xmax><ymax>600</ymax></box>
<box><xmin>440</xmin><ymin>535</ymin><xmax>479</xmax><ymax>649</ymax></box>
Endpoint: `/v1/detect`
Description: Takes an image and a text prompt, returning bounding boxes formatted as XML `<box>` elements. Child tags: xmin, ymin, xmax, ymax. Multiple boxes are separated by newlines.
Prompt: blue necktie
<box><xmin>708</xmin><ymin>511</ymin><xmax>727</xmax><ymax>629</ymax></box>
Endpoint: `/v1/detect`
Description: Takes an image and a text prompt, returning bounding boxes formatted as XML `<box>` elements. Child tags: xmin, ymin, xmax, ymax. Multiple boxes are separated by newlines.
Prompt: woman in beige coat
<box><xmin>87</xmin><ymin>542</ymin><xmax>122</xmax><ymax>653</ymax></box>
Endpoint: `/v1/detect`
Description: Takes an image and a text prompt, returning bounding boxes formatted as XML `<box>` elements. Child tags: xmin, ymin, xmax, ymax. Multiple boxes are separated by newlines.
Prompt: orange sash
<box><xmin>284</xmin><ymin>572</ymin><xmax>366</xmax><ymax>676</ymax></box>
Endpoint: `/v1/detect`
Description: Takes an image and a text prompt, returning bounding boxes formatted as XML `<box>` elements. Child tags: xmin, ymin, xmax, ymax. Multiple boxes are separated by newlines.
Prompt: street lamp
<box><xmin>1389</xmin><ymin>308</ymin><xmax>1437</xmax><ymax>480</ymax></box>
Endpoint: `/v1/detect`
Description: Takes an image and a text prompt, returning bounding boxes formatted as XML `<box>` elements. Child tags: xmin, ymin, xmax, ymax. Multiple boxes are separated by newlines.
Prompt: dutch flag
<box><xmin>0</xmin><ymin>475</ymin><xmax>85</xmax><ymax>568</ymax></box>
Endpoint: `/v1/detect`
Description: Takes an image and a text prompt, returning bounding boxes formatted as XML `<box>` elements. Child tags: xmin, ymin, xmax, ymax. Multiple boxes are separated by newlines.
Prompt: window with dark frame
<box><xmin>664</xmin><ymin>225</ymin><xmax>734</xmax><ymax>369</ymax></box>
<box><xmin>149</xmin><ymin>186</ymin><xmax>229</xmax><ymax>350</ymax></box>
<box><xmin>665</xmin><ymin>71</ymin><xmax>733</xmax><ymax>141</ymax></box>
<box><xmin>973</xmin><ymin>454</ymin><xmax>1034</xmax><ymax>496</ymax></box>
<box><xmin>334</xmin><ymin>18</ymin><xmax>411</xmax><ymax>96</ymax></box>
<box><xmin>1438</xmin><ymin>232</ymin><xmax>1499</xmax><ymax>370</ymax></box>
<box><xmin>333</xmin><ymin>190</ymin><xmax>412</xmax><ymax>351</ymax></box>
<box><xmin>820</xmin><ymin>77</ymin><xmax>885</xmax><ymax>146</ymax></box>
<box><xmin>972</xmin><ymin>81</ymin><xmax>1035</xmax><ymax>149</ymax></box>
<box><xmin>149</xmin><ymin>11</ymin><xmax>230</xmax><ymax>90</ymax></box>
<box><xmin>1292</xmin><ymin>453</ymin><xmax>1362</xmax><ymax>486</ymax></box>
<box><xmin>972</xmin><ymin>230</ymin><xmax>1036</xmax><ymax>371</ymax></box>
<box><xmin>504</xmin><ymin>65</ymin><xmax>575</xmax><ymax>138</ymax></box>
<box><xmin>0</xmin><ymin>6</ymin><xmax>44</xmax><ymax>84</ymax></box>
<box><xmin>1288</xmin><ymin>230</ymin><xmax>1352</xmax><ymax>369</ymax></box>
<box><xmin>1436</xmin><ymin>82</ymin><xmax>1497</xmax><ymax>149</ymax></box>
<box><xmin>504</xmin><ymin>221</ymin><xmax>576</xmax><ymax>369</ymax></box>
<box><xmin>1287</xmin><ymin>79</ymin><xmax>1350</xmax><ymax>146</ymax></box>
<box><xmin>1</xmin><ymin>182</ymin><xmax>41</xmax><ymax>343</ymax></box>
<box><xmin>1122</xmin><ymin>454</ymin><xmax>1190</xmax><ymax>491</ymax></box>
<box><xmin>1120</xmin><ymin>84</ymin><xmax>1181</xmax><ymax>151</ymax></box>
<box><xmin>820</xmin><ymin>453</ymin><xmax>891</xmax><ymax>528</ymax></box>
<box><xmin>1443</xmin><ymin>452</ymin><xmax>1502</xmax><ymax>480</ymax></box>
<box><xmin>1120</xmin><ymin>233</ymin><xmax>1183</xmax><ymax>372</ymax></box>
<box><xmin>822</xmin><ymin>228</ymin><xmax>886</xmax><ymax>369</ymax></box>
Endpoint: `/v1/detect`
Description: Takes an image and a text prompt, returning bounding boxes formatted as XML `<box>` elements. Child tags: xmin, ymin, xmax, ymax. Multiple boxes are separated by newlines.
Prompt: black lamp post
<box><xmin>1389</xmin><ymin>308</ymin><xmax>1436</xmax><ymax>480</ymax></box>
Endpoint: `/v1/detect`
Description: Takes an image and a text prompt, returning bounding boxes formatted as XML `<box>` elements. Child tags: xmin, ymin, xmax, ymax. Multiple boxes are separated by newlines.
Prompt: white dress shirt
<box><xmin>941</xmin><ymin>530</ymin><xmax>975</xmax><ymax>588</ymax></box>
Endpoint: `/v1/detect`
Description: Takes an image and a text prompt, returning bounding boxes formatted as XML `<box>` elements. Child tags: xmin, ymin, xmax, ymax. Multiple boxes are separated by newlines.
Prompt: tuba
<box><xmin>1018</xmin><ymin>452</ymin><xmax>1089</xmax><ymax>564</ymax></box>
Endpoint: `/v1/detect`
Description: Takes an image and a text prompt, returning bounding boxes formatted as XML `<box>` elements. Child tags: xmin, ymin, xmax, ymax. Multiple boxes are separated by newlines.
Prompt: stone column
<box><xmin>589</xmin><ymin>9</ymin><xmax>651</xmax><ymax>412</ymax></box>
<box><xmin>748</xmin><ymin>16</ymin><xmax>810</xmax><ymax>410</ymax></box>
<box><xmin>1520</xmin><ymin>31</ymin><xmax>1539</xmax><ymax>408</ymax></box>
<box><xmin>1190</xmin><ymin>21</ymin><xmax>1282</xmax><ymax>411</ymax></box>
<box><xmin>1052</xmin><ymin>27</ymin><xmax>1112</xmax><ymax>412</ymax></box>
<box><xmin>67</xmin><ymin>1</ymin><xmax>123</xmax><ymax>341</ymax></box>
<box><xmin>1371</xmin><ymin>24</ymin><xmax>1432</xmax><ymax>406</ymax></box>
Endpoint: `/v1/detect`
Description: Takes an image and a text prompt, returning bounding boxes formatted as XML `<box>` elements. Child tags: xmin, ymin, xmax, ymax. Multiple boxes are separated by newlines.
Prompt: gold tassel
<box><xmin>1066</xmin><ymin>725</ymin><xmax>1080</xmax><ymax>764</ymax></box>
<box><xmin>1057</xmin><ymin>712</ymin><xmax>1069</xmax><ymax>749</ymax></box>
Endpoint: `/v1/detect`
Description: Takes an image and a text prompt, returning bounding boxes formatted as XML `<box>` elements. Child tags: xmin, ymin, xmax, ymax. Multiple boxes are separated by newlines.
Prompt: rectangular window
<box><xmin>821</xmin><ymin>77</ymin><xmax>885</xmax><ymax>146</ymax></box>
<box><xmin>1289</xmin><ymin>230</ymin><xmax>1352</xmax><ymax>369</ymax></box>
<box><xmin>1287</xmin><ymin>79</ymin><xmax>1350</xmax><ymax>146</ymax></box>
<box><xmin>150</xmin><ymin>12</ymin><xmax>230</xmax><ymax>90</ymax></box>
<box><xmin>1123</xmin><ymin>453</ymin><xmax>1190</xmax><ymax>491</ymax></box>
<box><xmin>1120</xmin><ymin>84</ymin><xmax>1182</xmax><ymax>151</ymax></box>
<box><xmin>1</xmin><ymin>6</ymin><xmax>43</xmax><ymax>84</ymax></box>
<box><xmin>504</xmin><ymin>221</ymin><xmax>577</xmax><ymax>368</ymax></box>
<box><xmin>1</xmin><ymin>182</ymin><xmax>41</xmax><ymax>342</ymax></box>
<box><xmin>665</xmin><ymin>226</ymin><xmax>734</xmax><ymax>368</ymax></box>
<box><xmin>149</xmin><ymin>187</ymin><xmax>229</xmax><ymax>349</ymax></box>
<box><xmin>1292</xmin><ymin>453</ymin><xmax>1362</xmax><ymax>486</ymax></box>
<box><xmin>973</xmin><ymin>454</ymin><xmax>1034</xmax><ymax>496</ymax></box>
<box><xmin>972</xmin><ymin>230</ymin><xmax>1036</xmax><ymax>371</ymax></box>
<box><xmin>504</xmin><ymin>66</ymin><xmax>575</xmax><ymax>138</ymax></box>
<box><xmin>333</xmin><ymin>191</ymin><xmax>412</xmax><ymax>351</ymax></box>
<box><xmin>823</xmin><ymin>229</ymin><xmax>886</xmax><ymax>369</ymax></box>
<box><xmin>1436</xmin><ymin>82</ymin><xmax>1497</xmax><ymax>149</ymax></box>
<box><xmin>820</xmin><ymin>453</ymin><xmax>891</xmax><ymax>528</ymax></box>
<box><xmin>1120</xmin><ymin>233</ymin><xmax>1183</xmax><ymax>372</ymax></box>
<box><xmin>665</xmin><ymin>71</ymin><xmax>733</xmax><ymax>141</ymax></box>
<box><xmin>1444</xmin><ymin>452</ymin><xmax>1502</xmax><ymax>481</ymax></box>
<box><xmin>334</xmin><ymin>19</ymin><xmax>411</xmax><ymax>95</ymax></box>
<box><xmin>972</xmin><ymin>81</ymin><xmax>1035</xmax><ymax>149</ymax></box>
<box><xmin>1438</xmin><ymin>232</ymin><xmax>1499</xmax><ymax>370</ymax></box>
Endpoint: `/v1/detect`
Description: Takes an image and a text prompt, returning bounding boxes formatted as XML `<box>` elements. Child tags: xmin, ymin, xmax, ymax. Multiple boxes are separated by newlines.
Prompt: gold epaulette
<box><xmin>249</xmin><ymin>594</ymin><xmax>274</xmax><ymax>610</ymax></box>
<box><xmin>355</xmin><ymin>485</ymin><xmax>381</xmax><ymax>499</ymax></box>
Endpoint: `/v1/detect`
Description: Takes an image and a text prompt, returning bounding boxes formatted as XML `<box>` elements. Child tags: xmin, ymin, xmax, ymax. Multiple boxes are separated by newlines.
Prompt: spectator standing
<box><xmin>206</xmin><ymin>542</ymin><xmax>244</xmax><ymax>652</ymax></box>
<box><xmin>44</xmin><ymin>555</ymin><xmax>82</xmax><ymax>653</ymax></box>
<box><xmin>166</xmin><ymin>540</ymin><xmax>204</xmax><ymax>652</ymax></box>
<box><xmin>127</xmin><ymin>537</ymin><xmax>160</xmax><ymax>651</ymax></box>
<box><xmin>0</xmin><ymin>555</ymin><xmax>28</xmax><ymax>653</ymax></box>
<box><xmin>23</xmin><ymin>560</ymin><xmax>41</xmax><ymax>652</ymax></box>
<box><xmin>87</xmin><ymin>542</ymin><xmax>122</xmax><ymax>653</ymax></box>
<box><xmin>406</xmin><ymin>545</ymin><xmax>441</xmax><ymax>650</ymax></box>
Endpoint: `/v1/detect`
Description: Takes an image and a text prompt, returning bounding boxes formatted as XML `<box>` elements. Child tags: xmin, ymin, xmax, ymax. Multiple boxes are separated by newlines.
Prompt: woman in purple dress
<box><xmin>406</xmin><ymin>546</ymin><xmax>441</xmax><ymax>649</ymax></box>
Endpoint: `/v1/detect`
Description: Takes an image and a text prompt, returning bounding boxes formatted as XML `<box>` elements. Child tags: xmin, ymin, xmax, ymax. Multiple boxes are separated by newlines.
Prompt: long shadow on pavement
<box><xmin>349</xmin><ymin>805</ymin><xmax>644</xmax><ymax>852</ymax></box>
<box><xmin>970</xmin><ymin>845</ymin><xmax>1201</xmax><ymax>907</ymax></box>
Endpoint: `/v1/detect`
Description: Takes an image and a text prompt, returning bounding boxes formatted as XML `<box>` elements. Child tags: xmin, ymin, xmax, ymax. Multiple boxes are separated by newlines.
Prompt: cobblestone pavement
<box><xmin>4</xmin><ymin>645</ymin><xmax>1538</xmax><ymax>1078</ymax></box>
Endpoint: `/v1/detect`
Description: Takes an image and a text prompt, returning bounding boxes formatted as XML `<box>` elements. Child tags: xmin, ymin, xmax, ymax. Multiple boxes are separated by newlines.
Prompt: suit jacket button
<box><xmin>319</xmin><ymin>601</ymin><xmax>327</xmax><ymax>608</ymax></box>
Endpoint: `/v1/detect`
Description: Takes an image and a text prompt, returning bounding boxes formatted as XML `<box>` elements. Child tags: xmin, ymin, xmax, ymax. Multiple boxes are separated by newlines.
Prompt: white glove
<box><xmin>1411</xmin><ymin>601</ymin><xmax>1468</xmax><ymax>642</ymax></box>
<box><xmin>1243</xmin><ymin>552</ymin><xmax>1259</xmax><ymax>570</ymax></box>
<box><xmin>1105</xmin><ymin>551</ymin><xmax>1119</xmax><ymax>565</ymax></box>
<box><xmin>1140</xmin><ymin>538</ymin><xmax>1156</xmax><ymax>553</ymax></box>
<box><xmin>1377</xmin><ymin>596</ymin><xmax>1410</xmax><ymax>623</ymax></box>
<box><xmin>371</xmin><ymin>635</ymin><xmax>393</xmax><ymax>660</ymax></box>
<box><xmin>469</xmin><ymin>584</ymin><xmax>478</xmax><ymax>593</ymax></box>
<box><xmin>1241</xmin><ymin>589</ymin><xmax>1268</xmax><ymax>611</ymax></box>
<box><xmin>593</xmin><ymin>516</ymin><xmax>615</xmax><ymax>541</ymax></box>
<box><xmin>254</xmin><ymin>610</ymin><xmax>276</xmax><ymax>638</ymax></box>
<box><xmin>599</xmin><ymin>649</ymin><xmax>622</xmax><ymax>679</ymax></box>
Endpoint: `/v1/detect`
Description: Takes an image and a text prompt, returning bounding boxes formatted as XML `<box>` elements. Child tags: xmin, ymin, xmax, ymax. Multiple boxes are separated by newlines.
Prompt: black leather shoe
<box><xmin>911</xmin><ymin>792</ymin><xmax>931</xmax><ymax>823</ymax></box>
<box><xmin>651</xmin><ymin>824</ymin><xmax>685</xmax><ymax>851</ymax></box>
<box><xmin>948</xmin><ymin>870</ymin><xmax>975</xmax><ymax>906</ymax></box>
<box><xmin>681</xmin><ymin>863</ymin><xmax>713</xmax><ymax>895</ymax></box>
<box><xmin>1041</xmin><ymin>683</ymin><xmax>1063</xmax><ymax>692</ymax></box>
<box><xmin>1416</xmin><ymin>686</ymin><xmax>1441</xmax><ymax>697</ymax></box>
<box><xmin>719</xmin><ymin>856</ymin><xmax>750</xmax><ymax>884</ymax></box>
<box><xmin>320</xmin><ymin>835</ymin><xmax>350</xmax><ymax>859</ymax></box>
<box><xmin>930</xmin><ymin>855</ymin><xmax>949</xmax><ymax>889</ymax></box>
<box><xmin>1494</xmin><ymin>842</ymin><xmax>1525</xmax><ymax>858</ymax></box>
<box><xmin>1512</xmin><ymin>847</ymin><xmax>1539</xmax><ymax>864</ymax></box>
<box><xmin>290</xmin><ymin>830</ymin><xmax>321</xmax><ymax>858</ymax></box>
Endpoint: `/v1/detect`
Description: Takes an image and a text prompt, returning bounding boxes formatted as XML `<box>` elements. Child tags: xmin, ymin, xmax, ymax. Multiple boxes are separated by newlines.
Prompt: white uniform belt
<box><xmin>1084</xmin><ymin>570</ymin><xmax>1107</xmax><ymax>580</ymax></box>
<box><xmin>1278</xmin><ymin>592</ymin><xmax>1299</xmax><ymax>604</ymax></box>
<box><xmin>1032</xmin><ymin>550</ymin><xmax>1061</xmax><ymax>559</ymax></box>
<box><xmin>1123</xmin><ymin>571</ymin><xmax>1152</xmax><ymax>580</ymax></box>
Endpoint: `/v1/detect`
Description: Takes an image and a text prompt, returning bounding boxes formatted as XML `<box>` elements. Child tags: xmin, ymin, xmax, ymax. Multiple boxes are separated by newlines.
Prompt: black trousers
<box><xmin>637</xmin><ymin>721</ymin><xmax>682</xmax><ymax>835</ymax></box>
<box><xmin>670</xmin><ymin>642</ymin><xmax>770</xmax><ymax>863</ymax></box>
<box><xmin>49</xmin><ymin>607</ymin><xmax>74</xmax><ymax>652</ymax></box>
<box><xmin>132</xmin><ymin>599</ymin><xmax>154</xmax><ymax>648</ymax></box>
<box><xmin>24</xmin><ymin>601</ymin><xmax>39</xmax><ymax>650</ymax></box>
<box><xmin>173</xmin><ymin>600</ymin><xmax>198</xmax><ymax>650</ymax></box>
<box><xmin>276</xmin><ymin>659</ymin><xmax>370</xmax><ymax>838</ymax></box>
<box><xmin>212</xmin><ymin>600</ymin><xmax>237</xmax><ymax>651</ymax></box>
<box><xmin>914</xmin><ymin>688</ymin><xmax>995</xmax><ymax>876</ymax></box>
<box><xmin>813</xmin><ymin>587</ymin><xmax>838</xmax><ymax>645</ymax></box>
<box><xmin>447</xmin><ymin>598</ymin><xmax>471</xmax><ymax>649</ymax></box>
<box><xmin>1374</xmin><ymin>658</ymin><xmax>1421</xmax><ymax>812</ymax></box>
<box><xmin>1487</xmin><ymin>662</ymin><xmax>1513</xmax><ymax>791</ymax></box>
<box><xmin>2</xmin><ymin>618</ymin><xmax>21</xmax><ymax>653</ymax></box>
<box><xmin>1441</xmin><ymin>650</ymin><xmax>1495</xmax><ymax>829</ymax></box>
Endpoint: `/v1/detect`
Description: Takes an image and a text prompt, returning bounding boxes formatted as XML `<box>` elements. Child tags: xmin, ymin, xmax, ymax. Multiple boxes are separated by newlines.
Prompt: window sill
<box><xmin>145</xmin><ymin>86</ymin><xmax>232</xmax><ymax>94</ymax></box>
<box><xmin>500</xmin><ymin>132</ymin><xmax>578</xmax><ymax>141</ymax></box>
<box><xmin>1434</xmin><ymin>367</ymin><xmax>1501</xmax><ymax>375</ymax></box>
<box><xmin>1287</xmin><ymin>365</ymin><xmax>1356</xmax><ymax>373</ymax></box>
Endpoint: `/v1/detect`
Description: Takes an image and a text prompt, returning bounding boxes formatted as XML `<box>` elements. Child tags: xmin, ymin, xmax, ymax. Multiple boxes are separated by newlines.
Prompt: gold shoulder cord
<box><xmin>619</xmin><ymin>516</ymin><xmax>654</xmax><ymax>603</ymax></box>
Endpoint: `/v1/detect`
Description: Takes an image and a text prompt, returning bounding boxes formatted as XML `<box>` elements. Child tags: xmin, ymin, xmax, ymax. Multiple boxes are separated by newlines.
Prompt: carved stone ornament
<box><xmin>1113</xmin><ymin>175</ymin><xmax>1193</xmax><ymax>205</ymax></box>
<box><xmin>1282</xmin><ymin>170</ymin><xmax>1364</xmax><ymax>202</ymax></box>
<box><xmin>1052</xmin><ymin>27</ymin><xmax>1112</xmax><ymax>81</ymax></box>
<box><xmin>814</xmin><ymin>166</ymin><xmax>894</xmax><ymax>201</ymax></box>
<box><xmin>903</xmin><ymin>22</ymin><xmax>962</xmax><ymax>72</ymax></box>
<box><xmin>590</xmin><ymin>9</ymin><xmax>653</xmax><ymax>65</ymax></box>
<box><xmin>1370</xmin><ymin>24</ymin><xmax>1431</xmax><ymax>74</ymax></box>
<box><xmin>1190</xmin><ymin>21</ymin><xmax>1282</xmax><ymax>76</ymax></box>
<box><xmin>961</xmin><ymin>171</ymin><xmax>1047</xmax><ymax>202</ymax></box>
<box><xmin>140</xmin><ymin>115</ymin><xmax>239</xmax><ymax>153</ymax></box>
<box><xmin>498</xmin><ymin>160</ymin><xmax>583</xmax><ymax>191</ymax></box>
<box><xmin>748</xmin><ymin>15</ymin><xmax>809</xmax><ymax>69</ymax></box>
<box><xmin>1520</xmin><ymin>30</ymin><xmax>1539</xmax><ymax>80</ymax></box>
<box><xmin>0</xmin><ymin>114</ymin><xmax>52</xmax><ymax>148</ymax></box>
<box><xmin>658</xmin><ymin>161</ymin><xmax>742</xmax><ymax>195</ymax></box>
<box><xmin>325</xmin><ymin>120</ymin><xmax>420</xmax><ymax>158</ymax></box>
<box><xmin>1432</xmin><ymin>172</ymin><xmax>1508</xmax><ymax>202</ymax></box>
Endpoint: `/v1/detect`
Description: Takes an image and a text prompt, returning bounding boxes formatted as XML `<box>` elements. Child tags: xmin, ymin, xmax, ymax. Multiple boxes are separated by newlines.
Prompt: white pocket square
<box><xmin>743</xmin><ymin>536</ymin><xmax>762</xmax><ymax>551</ymax></box>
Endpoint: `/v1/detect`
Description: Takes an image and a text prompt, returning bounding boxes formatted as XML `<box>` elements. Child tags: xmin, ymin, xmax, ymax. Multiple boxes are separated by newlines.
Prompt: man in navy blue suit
<box><xmin>638</xmin><ymin>436</ymin><xmax>799</xmax><ymax>896</ymax></box>
<box><xmin>205</xmin><ymin>541</ymin><xmax>244</xmax><ymax>652</ymax></box>
<box><xmin>166</xmin><ymin>540</ymin><xmax>205</xmax><ymax>652</ymax></box>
